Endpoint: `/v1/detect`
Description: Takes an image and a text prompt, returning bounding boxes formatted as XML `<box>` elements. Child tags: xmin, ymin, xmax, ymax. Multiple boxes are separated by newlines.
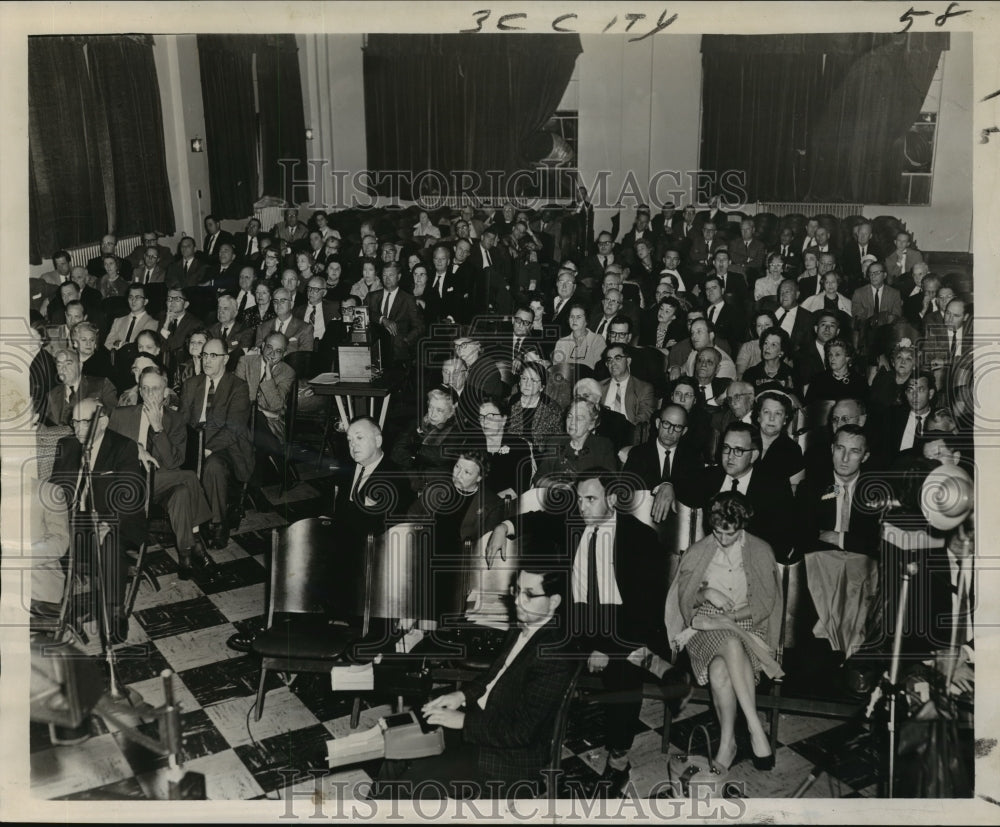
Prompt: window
<box><xmin>897</xmin><ymin>55</ymin><xmax>944</xmax><ymax>205</ymax></box>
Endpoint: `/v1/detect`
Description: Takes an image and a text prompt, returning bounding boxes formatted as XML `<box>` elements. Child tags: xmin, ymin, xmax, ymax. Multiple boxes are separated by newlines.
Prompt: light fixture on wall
<box><xmin>190</xmin><ymin>136</ymin><xmax>204</xmax><ymax>153</ymax></box>
<box><xmin>305</xmin><ymin>127</ymin><xmax>314</xmax><ymax>141</ymax></box>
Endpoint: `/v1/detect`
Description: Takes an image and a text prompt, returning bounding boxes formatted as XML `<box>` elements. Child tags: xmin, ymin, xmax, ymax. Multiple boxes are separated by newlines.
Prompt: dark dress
<box><xmin>532</xmin><ymin>433</ymin><xmax>618</xmax><ymax>483</ymax></box>
<box><xmin>868</xmin><ymin>369</ymin><xmax>909</xmax><ymax>411</ymax></box>
<box><xmin>471</xmin><ymin>434</ymin><xmax>536</xmax><ymax>496</ymax></box>
<box><xmin>757</xmin><ymin>433</ymin><xmax>804</xmax><ymax>483</ymax></box>
<box><xmin>804</xmin><ymin>370</ymin><xmax>869</xmax><ymax>405</ymax></box>
<box><xmin>742</xmin><ymin>359</ymin><xmax>798</xmax><ymax>395</ymax></box>
<box><xmin>389</xmin><ymin>419</ymin><xmax>458</xmax><ymax>491</ymax></box>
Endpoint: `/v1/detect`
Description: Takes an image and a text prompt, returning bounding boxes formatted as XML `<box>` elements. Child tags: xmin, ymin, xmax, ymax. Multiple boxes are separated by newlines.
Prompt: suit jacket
<box><xmin>851</xmin><ymin>284</ymin><xmax>902</xmax><ymax>326</ymax></box>
<box><xmin>50</xmin><ymin>428</ymin><xmax>146</xmax><ymax>548</ymax></box>
<box><xmin>569</xmin><ymin>513</ymin><xmax>668</xmax><ymax>654</ymax></box>
<box><xmin>209</xmin><ymin>319</ymin><xmax>256</xmax><ymax>362</ymax></box>
<box><xmin>428</xmin><ymin>269</ymin><xmax>470</xmax><ymax>324</ymax></box>
<box><xmin>157</xmin><ymin>311</ymin><xmax>203</xmax><ymax>360</ymax></box>
<box><xmin>461</xmin><ymin>619</ymin><xmax>578</xmax><ymax>789</ymax></box>
<box><xmin>104</xmin><ymin>311</ymin><xmax>158</xmax><ymax>350</ymax></box>
<box><xmin>233</xmin><ymin>231</ymin><xmax>265</xmax><ymax>262</ymax></box>
<box><xmin>235</xmin><ymin>353</ymin><xmax>295</xmax><ymax>440</ymax></box>
<box><xmin>686</xmin><ymin>235</ymin><xmax>727</xmax><ymax>268</ymax></box>
<box><xmin>794</xmin><ymin>471</ymin><xmax>882</xmax><ymax>558</ymax></box>
<box><xmin>255</xmin><ymin>315</ymin><xmax>314</xmax><ymax>354</ymax></box>
<box><xmin>695</xmin><ymin>208</ymin><xmax>730</xmax><ymax>237</ymax></box>
<box><xmin>776</xmin><ymin>304</ymin><xmax>814</xmax><ymax>353</ymax></box>
<box><xmin>676</xmin><ymin>465</ymin><xmax>796</xmax><ymax>562</ymax></box>
<box><xmin>108</xmin><ymin>403</ymin><xmax>187</xmax><ymax>472</ymax></box>
<box><xmin>365</xmin><ymin>288</ymin><xmax>424</xmax><ymax>363</ymax></box>
<box><xmin>127</xmin><ymin>244</ymin><xmax>174</xmax><ymax>269</ymax></box>
<box><xmin>178</xmin><ymin>371</ymin><xmax>254</xmax><ymax>482</ymax></box>
<box><xmin>333</xmin><ymin>455</ymin><xmax>411</xmax><ymax>542</ymax></box>
<box><xmin>46</xmin><ymin>376</ymin><xmax>119</xmax><ymax>426</ymax></box>
<box><xmin>550</xmin><ymin>289</ymin><xmax>591</xmax><ymax>337</ymax></box>
<box><xmin>727</xmin><ymin>237</ymin><xmax>767</xmax><ymax>276</ymax></box>
<box><xmin>883</xmin><ymin>248</ymin><xmax>924</xmax><ymax>283</ymax></box>
<box><xmin>203</xmin><ymin>230</ymin><xmax>235</xmax><ymax>262</ymax></box>
<box><xmin>622</xmin><ymin>435</ymin><xmax>703</xmax><ymax>490</ymax></box>
<box><xmin>705</xmin><ymin>300</ymin><xmax>745</xmax><ymax>347</ymax></box>
<box><xmin>203</xmin><ymin>262</ymin><xmax>241</xmax><ymax>293</ymax></box>
<box><xmin>794</xmin><ymin>340</ymin><xmax>827</xmax><ymax>389</ymax></box>
<box><xmin>131</xmin><ymin>263</ymin><xmax>168</xmax><ymax>285</ymax></box>
<box><xmin>271</xmin><ymin>221</ymin><xmax>308</xmax><ymax>250</ymax></box>
<box><xmin>166</xmin><ymin>256</ymin><xmax>208</xmax><ymax>290</ymax></box>
<box><xmin>598</xmin><ymin>375</ymin><xmax>655</xmax><ymax>432</ymax></box>
<box><xmin>769</xmin><ymin>243</ymin><xmax>803</xmax><ymax>277</ymax></box>
<box><xmin>840</xmin><ymin>241</ymin><xmax>884</xmax><ymax>286</ymax></box>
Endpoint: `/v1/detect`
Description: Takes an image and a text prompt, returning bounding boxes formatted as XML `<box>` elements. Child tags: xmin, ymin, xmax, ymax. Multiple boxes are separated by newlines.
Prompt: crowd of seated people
<box><xmin>27</xmin><ymin>199</ymin><xmax>975</xmax><ymax>796</ymax></box>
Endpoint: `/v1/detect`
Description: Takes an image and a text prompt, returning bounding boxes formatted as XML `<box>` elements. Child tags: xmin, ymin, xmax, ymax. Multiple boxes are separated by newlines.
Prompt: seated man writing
<box><xmin>373</xmin><ymin>561</ymin><xmax>578</xmax><ymax>800</ymax></box>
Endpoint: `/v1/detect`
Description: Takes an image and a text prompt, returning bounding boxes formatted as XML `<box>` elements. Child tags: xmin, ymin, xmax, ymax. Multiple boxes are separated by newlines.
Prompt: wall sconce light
<box><xmin>190</xmin><ymin>136</ymin><xmax>204</xmax><ymax>153</ymax></box>
<box><xmin>305</xmin><ymin>127</ymin><xmax>314</xmax><ymax>141</ymax></box>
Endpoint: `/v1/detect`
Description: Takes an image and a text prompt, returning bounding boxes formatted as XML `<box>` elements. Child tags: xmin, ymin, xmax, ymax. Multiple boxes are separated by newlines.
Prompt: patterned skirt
<box><xmin>686</xmin><ymin>604</ymin><xmax>767</xmax><ymax>687</ymax></box>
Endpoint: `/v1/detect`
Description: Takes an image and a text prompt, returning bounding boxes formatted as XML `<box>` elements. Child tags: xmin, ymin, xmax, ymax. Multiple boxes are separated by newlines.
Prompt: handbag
<box><xmin>668</xmin><ymin>724</ymin><xmax>727</xmax><ymax>797</ymax></box>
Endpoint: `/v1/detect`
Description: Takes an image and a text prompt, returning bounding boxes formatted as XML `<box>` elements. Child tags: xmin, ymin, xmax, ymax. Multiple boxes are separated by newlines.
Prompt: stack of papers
<box><xmin>326</xmin><ymin>725</ymin><xmax>384</xmax><ymax>768</ymax></box>
<box><xmin>330</xmin><ymin>663</ymin><xmax>375</xmax><ymax>691</ymax></box>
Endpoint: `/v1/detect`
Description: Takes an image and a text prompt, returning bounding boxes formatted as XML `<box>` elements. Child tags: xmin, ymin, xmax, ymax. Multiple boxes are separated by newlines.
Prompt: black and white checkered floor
<box><xmin>31</xmin><ymin>474</ymin><xmax>889</xmax><ymax>802</ymax></box>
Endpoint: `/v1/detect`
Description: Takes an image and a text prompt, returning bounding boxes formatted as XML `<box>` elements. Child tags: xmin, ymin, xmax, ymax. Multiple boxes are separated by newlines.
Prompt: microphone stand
<box><xmin>73</xmin><ymin>405</ymin><xmax>151</xmax><ymax>719</ymax></box>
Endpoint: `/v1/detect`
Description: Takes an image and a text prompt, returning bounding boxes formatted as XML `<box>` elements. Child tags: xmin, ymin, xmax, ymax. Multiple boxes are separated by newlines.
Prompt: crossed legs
<box><xmin>706</xmin><ymin>637</ymin><xmax>770</xmax><ymax>768</ymax></box>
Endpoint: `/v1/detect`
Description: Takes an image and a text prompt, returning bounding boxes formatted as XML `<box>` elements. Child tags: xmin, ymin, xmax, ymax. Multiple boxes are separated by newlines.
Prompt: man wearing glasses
<box><xmin>506</xmin><ymin>305</ymin><xmax>547</xmax><ymax>369</ymax></box>
<box><xmin>179</xmin><ymin>338</ymin><xmax>253</xmax><ymax>549</ymax></box>
<box><xmin>158</xmin><ymin>287</ymin><xmax>201</xmax><ymax>373</ymax></box>
<box><xmin>599</xmin><ymin>342</ymin><xmax>656</xmax><ymax>446</ymax></box>
<box><xmin>674</xmin><ymin>422</ymin><xmax>795</xmax><ymax>562</ymax></box>
<box><xmin>254</xmin><ymin>287</ymin><xmax>314</xmax><ymax>355</ymax></box>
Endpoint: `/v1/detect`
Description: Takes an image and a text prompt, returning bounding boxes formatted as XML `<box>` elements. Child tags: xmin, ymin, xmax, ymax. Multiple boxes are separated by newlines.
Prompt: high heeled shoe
<box><xmin>751</xmin><ymin>751</ymin><xmax>775</xmax><ymax>771</ymax></box>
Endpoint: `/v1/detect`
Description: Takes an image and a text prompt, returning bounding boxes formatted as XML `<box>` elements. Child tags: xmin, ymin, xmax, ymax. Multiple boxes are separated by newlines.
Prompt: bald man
<box><xmin>50</xmin><ymin>397</ymin><xmax>147</xmax><ymax>642</ymax></box>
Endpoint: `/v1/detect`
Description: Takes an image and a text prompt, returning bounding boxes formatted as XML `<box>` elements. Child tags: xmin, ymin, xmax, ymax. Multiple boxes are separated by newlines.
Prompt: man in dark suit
<box><xmin>157</xmin><ymin>287</ymin><xmax>203</xmax><ymax>373</ymax></box>
<box><xmin>675</xmin><ymin>422</ymin><xmax>795</xmax><ymax>561</ymax></box>
<box><xmin>178</xmin><ymin>338</ymin><xmax>254</xmax><ymax>548</ymax></box>
<box><xmin>581</xmin><ymin>232</ymin><xmax>619</xmax><ymax>291</ymax></box>
<box><xmin>794</xmin><ymin>310</ymin><xmax>841</xmax><ymax>389</ymax></box>
<box><xmin>451</xmin><ymin>238</ymin><xmax>483</xmax><ymax>312</ymax></box>
<box><xmin>694</xmin><ymin>195</ymin><xmax>730</xmax><ymax>239</ymax></box>
<box><xmin>132</xmin><ymin>245</ymin><xmax>168</xmax><ymax>287</ymax></box>
<box><xmin>619</xmin><ymin>205</ymin><xmax>658</xmax><ymax>267</ymax></box>
<box><xmin>377</xmin><ymin>563</ymin><xmax>578</xmax><ymax>800</ymax></box>
<box><xmin>774</xmin><ymin>278</ymin><xmax>815</xmax><ymax>352</ymax></box>
<box><xmin>794</xmin><ymin>424</ymin><xmax>881</xmax><ymax>559</ymax></box>
<box><xmin>691</xmin><ymin>346</ymin><xmax>733</xmax><ymax>409</ymax></box>
<box><xmin>87</xmin><ymin>234</ymin><xmax>133</xmax><ymax>280</ymax></box>
<box><xmin>728</xmin><ymin>219</ymin><xmax>767</xmax><ymax>283</ymax></box>
<box><xmin>366</xmin><ymin>263</ymin><xmax>424</xmax><ymax>367</ymax></box>
<box><xmin>878</xmin><ymin>372</ymin><xmax>938</xmax><ymax>465</ymax></box>
<box><xmin>202</xmin><ymin>214</ymin><xmax>234</xmax><ymax>264</ymax></box>
<box><xmin>209</xmin><ymin>293</ymin><xmax>255</xmax><ymax>371</ymax></box>
<box><xmin>771</xmin><ymin>227</ymin><xmax>803</xmax><ymax>277</ymax></box>
<box><xmin>233</xmin><ymin>217</ymin><xmax>265</xmax><ymax>263</ymax></box>
<box><xmin>840</xmin><ymin>221</ymin><xmax>883</xmax><ymax>288</ymax></box>
<box><xmin>623</xmin><ymin>402</ymin><xmax>704</xmax><ymax>522</ymax></box>
<box><xmin>803</xmin><ymin>224</ymin><xmax>836</xmax><ymax>259</ymax></box>
<box><xmin>50</xmin><ymin>397</ymin><xmax>146</xmax><ymax>641</ymax></box>
<box><xmin>902</xmin><ymin>272</ymin><xmax>942</xmax><ymax>331</ymax></box>
<box><xmin>127</xmin><ymin>231</ymin><xmax>174</xmax><ymax>271</ymax></box>
<box><xmin>701</xmin><ymin>273</ymin><xmax>745</xmax><ymax>348</ymax></box>
<box><xmin>926</xmin><ymin>296</ymin><xmax>973</xmax><ymax>382</ymax></box>
<box><xmin>107</xmin><ymin>365</ymin><xmax>213</xmax><ymax>578</ymax></box>
<box><xmin>203</xmin><ymin>242</ymin><xmax>241</xmax><ymax>294</ymax></box>
<box><xmin>594</xmin><ymin>317</ymin><xmax>667</xmax><ymax>399</ymax></box>
<box><xmin>550</xmin><ymin>265</ymin><xmax>589</xmax><ymax>337</ymax></box>
<box><xmin>166</xmin><ymin>237</ymin><xmax>207</xmax><ymax>290</ymax></box>
<box><xmin>570</xmin><ymin>469</ymin><xmax>670</xmax><ymax>792</ymax></box>
<box><xmin>294</xmin><ymin>276</ymin><xmax>340</xmax><ymax>355</ymax></box>
<box><xmin>428</xmin><ymin>243</ymin><xmax>469</xmax><ymax>324</ymax></box>
<box><xmin>499</xmin><ymin>305</ymin><xmax>547</xmax><ymax>371</ymax></box>
<box><xmin>47</xmin><ymin>348</ymin><xmax>118</xmax><ymax>426</ymax></box>
<box><xmin>686</xmin><ymin>222</ymin><xmax>727</xmax><ymax>276</ymax></box>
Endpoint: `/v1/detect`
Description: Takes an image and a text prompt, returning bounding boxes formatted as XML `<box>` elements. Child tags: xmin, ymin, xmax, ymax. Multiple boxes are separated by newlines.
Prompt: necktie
<box><xmin>206</xmin><ymin>378</ymin><xmax>216</xmax><ymax>415</ymax></box>
<box><xmin>839</xmin><ymin>485</ymin><xmax>851</xmax><ymax>532</ymax></box>
<box><xmin>614</xmin><ymin>381</ymin><xmax>623</xmax><ymax>412</ymax></box>
<box><xmin>222</xmin><ymin>326</ymin><xmax>229</xmax><ymax>341</ymax></box>
<box><xmin>586</xmin><ymin>528</ymin><xmax>600</xmax><ymax>620</ymax></box>
<box><xmin>555</xmin><ymin>298</ymin><xmax>565</xmax><ymax>315</ymax></box>
<box><xmin>708</xmin><ymin>305</ymin><xmax>717</xmax><ymax>324</ymax></box>
<box><xmin>124</xmin><ymin>315</ymin><xmax>137</xmax><ymax>343</ymax></box>
<box><xmin>168</xmin><ymin>317</ymin><xmax>178</xmax><ymax>334</ymax></box>
<box><xmin>238</xmin><ymin>292</ymin><xmax>248</xmax><ymax>314</ymax></box>
<box><xmin>381</xmin><ymin>291</ymin><xmax>390</xmax><ymax>318</ymax></box>
<box><xmin>950</xmin><ymin>331</ymin><xmax>958</xmax><ymax>358</ymax></box>
<box><xmin>146</xmin><ymin>423</ymin><xmax>157</xmax><ymax>452</ymax></box>
<box><xmin>775</xmin><ymin>308</ymin><xmax>786</xmax><ymax>323</ymax></box>
<box><xmin>661</xmin><ymin>448</ymin><xmax>672</xmax><ymax>481</ymax></box>
<box><xmin>306</xmin><ymin>306</ymin><xmax>315</xmax><ymax>325</ymax></box>
<box><xmin>874</xmin><ymin>288</ymin><xmax>881</xmax><ymax>314</ymax></box>
<box><xmin>144</xmin><ymin>269</ymin><xmax>151</xmax><ymax>284</ymax></box>
<box><xmin>915</xmin><ymin>414</ymin><xmax>924</xmax><ymax>437</ymax></box>
<box><xmin>513</xmin><ymin>337</ymin><xmax>522</xmax><ymax>359</ymax></box>
<box><xmin>63</xmin><ymin>386</ymin><xmax>75</xmax><ymax>425</ymax></box>
<box><xmin>350</xmin><ymin>466</ymin><xmax>364</xmax><ymax>503</ymax></box>
<box><xmin>184</xmin><ymin>259</ymin><xmax>191</xmax><ymax>275</ymax></box>
<box><xmin>434</xmin><ymin>274</ymin><xmax>444</xmax><ymax>296</ymax></box>
<box><xmin>782</xmin><ymin>245</ymin><xmax>788</xmax><ymax>257</ymax></box>
<box><xmin>600</xmin><ymin>256</ymin><xmax>607</xmax><ymax>269</ymax></box>
<box><xmin>597</xmin><ymin>318</ymin><xmax>608</xmax><ymax>338</ymax></box>
<box><xmin>730</xmin><ymin>477</ymin><xmax>739</xmax><ymax>492</ymax></box>
<box><xmin>483</xmin><ymin>248</ymin><xmax>491</xmax><ymax>269</ymax></box>
<box><xmin>861</xmin><ymin>245</ymin><xmax>867</xmax><ymax>257</ymax></box>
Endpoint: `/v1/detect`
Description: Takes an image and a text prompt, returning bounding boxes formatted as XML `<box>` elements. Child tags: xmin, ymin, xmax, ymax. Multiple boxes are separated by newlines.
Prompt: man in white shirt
<box><xmin>895</xmin><ymin>372</ymin><xmax>937</xmax><ymax>453</ymax></box>
<box><xmin>254</xmin><ymin>288</ymin><xmax>314</xmax><ymax>354</ymax></box>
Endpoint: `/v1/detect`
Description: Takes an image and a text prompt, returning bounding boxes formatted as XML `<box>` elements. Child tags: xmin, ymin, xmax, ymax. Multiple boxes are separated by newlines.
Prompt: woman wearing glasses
<box><xmin>507</xmin><ymin>362</ymin><xmax>563</xmax><ymax>457</ymax></box>
<box><xmin>551</xmin><ymin>303</ymin><xmax>606</xmax><ymax>370</ymax></box>
<box><xmin>665</xmin><ymin>491</ymin><xmax>783</xmax><ymax>776</ymax></box>
<box><xmin>471</xmin><ymin>398</ymin><xmax>536</xmax><ymax>499</ymax></box>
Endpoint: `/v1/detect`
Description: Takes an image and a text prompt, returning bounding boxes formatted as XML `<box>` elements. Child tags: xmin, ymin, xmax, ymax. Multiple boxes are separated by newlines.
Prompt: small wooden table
<box><xmin>307</xmin><ymin>377</ymin><xmax>393</xmax><ymax>429</ymax></box>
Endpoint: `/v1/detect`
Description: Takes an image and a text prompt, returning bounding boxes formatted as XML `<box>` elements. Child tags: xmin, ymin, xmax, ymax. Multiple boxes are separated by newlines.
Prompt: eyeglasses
<box><xmin>201</xmin><ymin>352</ymin><xmax>226</xmax><ymax>359</ymax></box>
<box><xmin>720</xmin><ymin>444</ymin><xmax>751</xmax><ymax>457</ymax></box>
<box><xmin>658</xmin><ymin>421</ymin><xmax>685</xmax><ymax>432</ymax></box>
<box><xmin>307</xmin><ymin>286</ymin><xmax>325</xmax><ymax>293</ymax></box>
<box><xmin>479</xmin><ymin>412</ymin><xmax>505</xmax><ymax>421</ymax></box>
<box><xmin>509</xmin><ymin>585</ymin><xmax>546</xmax><ymax>602</ymax></box>
<box><xmin>513</xmin><ymin>317</ymin><xmax>533</xmax><ymax>325</ymax></box>
<box><xmin>166</xmin><ymin>295</ymin><xmax>185</xmax><ymax>303</ymax></box>
<box><xmin>605</xmin><ymin>354</ymin><xmax>627</xmax><ymax>363</ymax></box>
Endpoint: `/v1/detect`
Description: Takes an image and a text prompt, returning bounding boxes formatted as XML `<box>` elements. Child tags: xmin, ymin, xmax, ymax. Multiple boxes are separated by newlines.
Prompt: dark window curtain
<box><xmin>805</xmin><ymin>34</ymin><xmax>947</xmax><ymax>203</ymax></box>
<box><xmin>700</xmin><ymin>33</ymin><xmax>948</xmax><ymax>204</ymax></box>
<box><xmin>700</xmin><ymin>50</ymin><xmax>826</xmax><ymax>201</ymax></box>
<box><xmin>28</xmin><ymin>36</ymin><xmax>108</xmax><ymax>264</ymax></box>
<box><xmin>364</xmin><ymin>35</ymin><xmax>582</xmax><ymax>198</ymax></box>
<box><xmin>255</xmin><ymin>35</ymin><xmax>308</xmax><ymax>203</ymax></box>
<box><xmin>197</xmin><ymin>36</ymin><xmax>259</xmax><ymax>219</ymax></box>
<box><xmin>86</xmin><ymin>35</ymin><xmax>175</xmax><ymax>236</ymax></box>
